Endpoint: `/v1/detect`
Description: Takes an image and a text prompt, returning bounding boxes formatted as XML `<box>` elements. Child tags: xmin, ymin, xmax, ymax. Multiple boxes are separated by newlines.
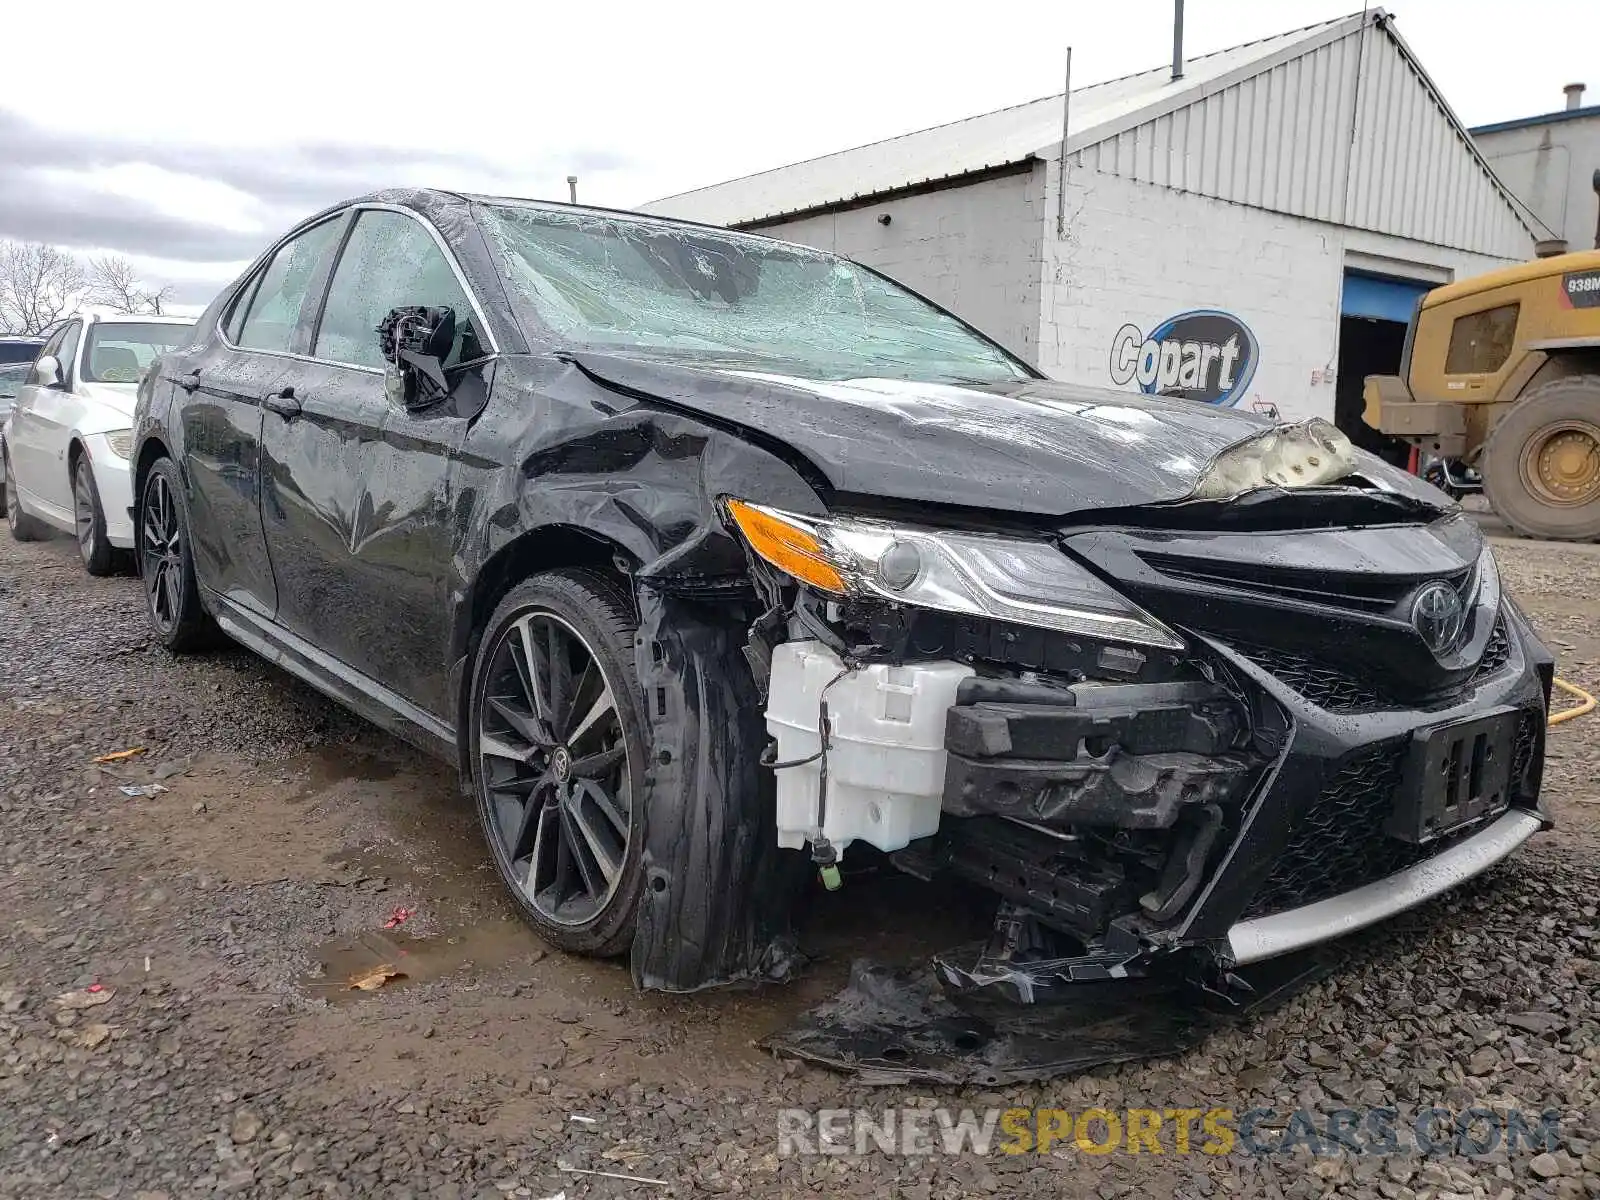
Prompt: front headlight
<box><xmin>105</xmin><ymin>429</ymin><xmax>134</xmax><ymax>460</ymax></box>
<box><xmin>723</xmin><ymin>499</ymin><xmax>1183</xmax><ymax>651</ymax></box>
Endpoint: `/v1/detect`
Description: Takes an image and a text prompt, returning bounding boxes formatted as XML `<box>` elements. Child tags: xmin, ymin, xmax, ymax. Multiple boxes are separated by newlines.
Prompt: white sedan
<box><xmin>4</xmin><ymin>314</ymin><xmax>194</xmax><ymax>573</ymax></box>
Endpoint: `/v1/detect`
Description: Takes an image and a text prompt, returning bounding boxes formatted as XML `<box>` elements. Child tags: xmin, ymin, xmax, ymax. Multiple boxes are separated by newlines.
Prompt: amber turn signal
<box><xmin>723</xmin><ymin>500</ymin><xmax>847</xmax><ymax>595</ymax></box>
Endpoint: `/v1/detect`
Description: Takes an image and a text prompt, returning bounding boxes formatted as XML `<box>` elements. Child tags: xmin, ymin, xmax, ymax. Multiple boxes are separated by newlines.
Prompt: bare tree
<box><xmin>85</xmin><ymin>254</ymin><xmax>175</xmax><ymax>316</ymax></box>
<box><xmin>0</xmin><ymin>241</ymin><xmax>86</xmax><ymax>334</ymax></box>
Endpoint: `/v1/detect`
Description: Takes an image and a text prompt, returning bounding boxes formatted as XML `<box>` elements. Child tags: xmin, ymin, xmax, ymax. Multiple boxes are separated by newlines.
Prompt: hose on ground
<box><xmin>1549</xmin><ymin>676</ymin><xmax>1596</xmax><ymax>727</ymax></box>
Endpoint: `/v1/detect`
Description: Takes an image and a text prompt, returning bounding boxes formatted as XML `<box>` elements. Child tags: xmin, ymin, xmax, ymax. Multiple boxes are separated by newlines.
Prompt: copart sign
<box><xmin>1108</xmin><ymin>311</ymin><xmax>1259</xmax><ymax>406</ymax></box>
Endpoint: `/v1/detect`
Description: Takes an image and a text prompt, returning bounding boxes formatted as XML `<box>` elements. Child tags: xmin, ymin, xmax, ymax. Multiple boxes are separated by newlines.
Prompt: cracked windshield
<box><xmin>481</xmin><ymin>205</ymin><xmax>1031</xmax><ymax>383</ymax></box>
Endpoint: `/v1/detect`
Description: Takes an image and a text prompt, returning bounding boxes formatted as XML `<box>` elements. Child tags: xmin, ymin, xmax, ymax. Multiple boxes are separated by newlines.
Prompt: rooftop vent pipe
<box><xmin>1565</xmin><ymin>83</ymin><xmax>1587</xmax><ymax>111</ymax></box>
<box><xmin>1172</xmin><ymin>0</ymin><xmax>1184</xmax><ymax>82</ymax></box>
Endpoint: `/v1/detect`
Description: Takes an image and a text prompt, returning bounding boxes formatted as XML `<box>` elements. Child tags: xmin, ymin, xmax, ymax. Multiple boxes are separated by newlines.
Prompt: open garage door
<box><xmin>1337</xmin><ymin>270</ymin><xmax>1434</xmax><ymax>465</ymax></box>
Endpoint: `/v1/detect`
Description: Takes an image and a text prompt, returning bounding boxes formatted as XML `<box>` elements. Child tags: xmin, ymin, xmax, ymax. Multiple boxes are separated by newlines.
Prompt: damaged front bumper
<box><xmin>756</xmin><ymin>578</ymin><xmax>1550</xmax><ymax>1078</ymax></box>
<box><xmin>710</xmin><ymin>496</ymin><xmax>1554</xmax><ymax>1080</ymax></box>
<box><xmin>760</xmin><ymin>615</ymin><xmax>1550</xmax><ymax>1082</ymax></box>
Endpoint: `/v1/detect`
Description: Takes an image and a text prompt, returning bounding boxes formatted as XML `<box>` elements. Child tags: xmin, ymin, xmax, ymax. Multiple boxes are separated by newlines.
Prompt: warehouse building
<box><xmin>644</xmin><ymin>9</ymin><xmax>1544</xmax><ymax>448</ymax></box>
<box><xmin>1473</xmin><ymin>83</ymin><xmax>1600</xmax><ymax>256</ymax></box>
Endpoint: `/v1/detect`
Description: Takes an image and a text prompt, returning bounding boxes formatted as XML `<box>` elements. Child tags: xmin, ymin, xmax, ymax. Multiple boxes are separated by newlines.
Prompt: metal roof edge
<box><xmin>645</xmin><ymin>12</ymin><xmax>1372</xmax><ymax>215</ymax></box>
<box><xmin>728</xmin><ymin>158</ymin><xmax>1042</xmax><ymax>229</ymax></box>
<box><xmin>1470</xmin><ymin>105</ymin><xmax>1600</xmax><ymax>136</ymax></box>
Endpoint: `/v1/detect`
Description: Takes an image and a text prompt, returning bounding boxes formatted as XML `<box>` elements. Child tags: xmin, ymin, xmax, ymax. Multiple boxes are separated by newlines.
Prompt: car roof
<box><xmin>83</xmin><ymin>313</ymin><xmax>193</xmax><ymax>326</ymax></box>
<box><xmin>328</xmin><ymin>186</ymin><xmax>805</xmax><ymax>248</ymax></box>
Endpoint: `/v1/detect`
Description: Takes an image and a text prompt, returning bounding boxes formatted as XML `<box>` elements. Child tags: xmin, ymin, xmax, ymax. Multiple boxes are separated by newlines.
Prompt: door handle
<box><xmin>262</xmin><ymin>387</ymin><xmax>302</xmax><ymax>419</ymax></box>
<box><xmin>178</xmin><ymin>370</ymin><xmax>201</xmax><ymax>392</ymax></box>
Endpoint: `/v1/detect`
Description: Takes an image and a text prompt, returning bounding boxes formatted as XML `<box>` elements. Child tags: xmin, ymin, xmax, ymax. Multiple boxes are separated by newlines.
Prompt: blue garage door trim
<box><xmin>1341</xmin><ymin>270</ymin><xmax>1431</xmax><ymax>324</ymax></box>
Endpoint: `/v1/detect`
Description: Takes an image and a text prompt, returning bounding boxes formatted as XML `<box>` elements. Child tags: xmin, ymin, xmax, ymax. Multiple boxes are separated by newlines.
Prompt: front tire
<box><xmin>469</xmin><ymin>569</ymin><xmax>647</xmax><ymax>958</ymax></box>
<box><xmin>139</xmin><ymin>457</ymin><xmax>217</xmax><ymax>652</ymax></box>
<box><xmin>1482</xmin><ymin>374</ymin><xmax>1600</xmax><ymax>541</ymax></box>
<box><xmin>73</xmin><ymin>455</ymin><xmax>122</xmax><ymax>576</ymax></box>
<box><xmin>5</xmin><ymin>446</ymin><xmax>48</xmax><ymax>542</ymax></box>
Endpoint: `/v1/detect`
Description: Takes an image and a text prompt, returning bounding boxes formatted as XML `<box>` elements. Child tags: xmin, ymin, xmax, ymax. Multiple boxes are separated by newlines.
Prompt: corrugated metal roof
<box><xmin>642</xmin><ymin>13</ymin><xmax>1373</xmax><ymax>228</ymax></box>
<box><xmin>641</xmin><ymin>9</ymin><xmax>1542</xmax><ymax>254</ymax></box>
<box><xmin>1079</xmin><ymin>13</ymin><xmax>1541</xmax><ymax>256</ymax></box>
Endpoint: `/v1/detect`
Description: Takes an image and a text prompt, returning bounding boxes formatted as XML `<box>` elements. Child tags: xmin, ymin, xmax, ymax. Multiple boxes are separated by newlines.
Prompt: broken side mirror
<box><xmin>32</xmin><ymin>354</ymin><xmax>63</xmax><ymax>390</ymax></box>
<box><xmin>377</xmin><ymin>305</ymin><xmax>456</xmax><ymax>410</ymax></box>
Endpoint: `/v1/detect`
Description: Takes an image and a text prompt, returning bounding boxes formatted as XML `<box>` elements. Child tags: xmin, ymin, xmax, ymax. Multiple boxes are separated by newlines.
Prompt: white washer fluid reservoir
<box><xmin>764</xmin><ymin>640</ymin><xmax>974</xmax><ymax>855</ymax></box>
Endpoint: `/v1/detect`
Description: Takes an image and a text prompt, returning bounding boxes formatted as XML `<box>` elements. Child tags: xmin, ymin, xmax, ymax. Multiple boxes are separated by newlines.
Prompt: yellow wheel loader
<box><xmin>1363</xmin><ymin>249</ymin><xmax>1600</xmax><ymax>540</ymax></box>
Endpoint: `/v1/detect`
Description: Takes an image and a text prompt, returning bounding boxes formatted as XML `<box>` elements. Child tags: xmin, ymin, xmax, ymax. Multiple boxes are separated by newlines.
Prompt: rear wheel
<box><xmin>469</xmin><ymin>570</ymin><xmax>647</xmax><ymax>958</ymax></box>
<box><xmin>73</xmin><ymin>455</ymin><xmax>122</xmax><ymax>576</ymax></box>
<box><xmin>5</xmin><ymin>446</ymin><xmax>48</xmax><ymax>542</ymax></box>
<box><xmin>139</xmin><ymin>457</ymin><xmax>217</xmax><ymax>652</ymax></box>
<box><xmin>1482</xmin><ymin>374</ymin><xmax>1600</xmax><ymax>541</ymax></box>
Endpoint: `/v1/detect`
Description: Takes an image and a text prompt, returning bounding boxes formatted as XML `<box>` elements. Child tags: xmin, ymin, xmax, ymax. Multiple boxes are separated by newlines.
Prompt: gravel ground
<box><xmin>1</xmin><ymin>526</ymin><xmax>1598</xmax><ymax>1199</ymax></box>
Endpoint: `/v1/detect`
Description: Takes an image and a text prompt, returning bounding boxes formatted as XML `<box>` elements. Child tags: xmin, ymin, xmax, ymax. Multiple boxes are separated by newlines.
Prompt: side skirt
<box><xmin>208</xmin><ymin>591</ymin><xmax>457</xmax><ymax>762</ymax></box>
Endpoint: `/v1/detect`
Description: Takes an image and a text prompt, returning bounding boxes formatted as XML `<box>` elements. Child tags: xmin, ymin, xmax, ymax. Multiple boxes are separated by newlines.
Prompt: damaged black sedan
<box><xmin>132</xmin><ymin>189</ymin><xmax>1551</xmax><ymax>1073</ymax></box>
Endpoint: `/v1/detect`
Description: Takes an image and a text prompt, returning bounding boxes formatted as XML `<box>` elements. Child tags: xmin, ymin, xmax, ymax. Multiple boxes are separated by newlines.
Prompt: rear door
<box><xmin>174</xmin><ymin>215</ymin><xmax>345</xmax><ymax>618</ymax></box>
<box><xmin>260</xmin><ymin>205</ymin><xmax>493</xmax><ymax>716</ymax></box>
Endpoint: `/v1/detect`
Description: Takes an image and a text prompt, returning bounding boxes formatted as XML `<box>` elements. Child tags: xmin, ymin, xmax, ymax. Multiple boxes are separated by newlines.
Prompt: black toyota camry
<box><xmin>132</xmin><ymin>189</ymin><xmax>1551</xmax><ymax>1056</ymax></box>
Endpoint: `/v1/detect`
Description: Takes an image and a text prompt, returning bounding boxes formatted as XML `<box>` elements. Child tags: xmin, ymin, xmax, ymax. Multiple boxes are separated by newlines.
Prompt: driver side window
<box><xmin>55</xmin><ymin>322</ymin><xmax>82</xmax><ymax>385</ymax></box>
<box><xmin>313</xmin><ymin>210</ymin><xmax>479</xmax><ymax>370</ymax></box>
<box><xmin>28</xmin><ymin>321</ymin><xmax>77</xmax><ymax>387</ymax></box>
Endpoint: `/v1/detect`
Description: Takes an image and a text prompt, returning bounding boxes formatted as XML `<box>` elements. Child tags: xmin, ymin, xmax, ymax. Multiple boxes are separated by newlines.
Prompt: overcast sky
<box><xmin>2</xmin><ymin>0</ymin><xmax>1594</xmax><ymax>312</ymax></box>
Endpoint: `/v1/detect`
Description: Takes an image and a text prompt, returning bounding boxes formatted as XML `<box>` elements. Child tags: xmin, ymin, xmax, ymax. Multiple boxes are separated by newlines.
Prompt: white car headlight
<box><xmin>723</xmin><ymin>499</ymin><xmax>1183</xmax><ymax>651</ymax></box>
<box><xmin>105</xmin><ymin>430</ymin><xmax>134</xmax><ymax>460</ymax></box>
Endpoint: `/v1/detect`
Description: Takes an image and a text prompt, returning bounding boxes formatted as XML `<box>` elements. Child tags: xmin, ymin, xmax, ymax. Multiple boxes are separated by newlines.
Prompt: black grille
<box><xmin>1472</xmin><ymin>617</ymin><xmax>1511</xmax><ymax>682</ymax></box>
<box><xmin>1140</xmin><ymin>553</ymin><xmax>1472</xmax><ymax>614</ymax></box>
<box><xmin>1237</xmin><ymin>612</ymin><xmax>1511</xmax><ymax>713</ymax></box>
<box><xmin>1233</xmin><ymin>645</ymin><xmax>1386</xmax><ymax>713</ymax></box>
<box><xmin>1241</xmin><ymin>739</ymin><xmax>1514</xmax><ymax>920</ymax></box>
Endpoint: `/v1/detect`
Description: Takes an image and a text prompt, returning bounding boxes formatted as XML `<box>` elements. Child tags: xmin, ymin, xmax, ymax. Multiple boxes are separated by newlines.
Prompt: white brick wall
<box><xmin>1036</xmin><ymin>162</ymin><xmax>1519</xmax><ymax>422</ymax></box>
<box><xmin>746</xmin><ymin>166</ymin><xmax>1047</xmax><ymax>363</ymax></box>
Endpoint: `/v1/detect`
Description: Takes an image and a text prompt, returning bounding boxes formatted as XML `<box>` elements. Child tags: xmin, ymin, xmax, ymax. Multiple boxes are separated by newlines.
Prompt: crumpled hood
<box><xmin>567</xmin><ymin>352</ymin><xmax>1445</xmax><ymax>517</ymax></box>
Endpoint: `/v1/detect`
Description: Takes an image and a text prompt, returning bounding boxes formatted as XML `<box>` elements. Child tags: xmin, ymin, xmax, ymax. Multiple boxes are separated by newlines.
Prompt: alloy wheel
<box><xmin>142</xmin><ymin>472</ymin><xmax>184</xmax><ymax>633</ymax></box>
<box><xmin>478</xmin><ymin>611</ymin><xmax>632</xmax><ymax>927</ymax></box>
<box><xmin>74</xmin><ymin>462</ymin><xmax>96</xmax><ymax>564</ymax></box>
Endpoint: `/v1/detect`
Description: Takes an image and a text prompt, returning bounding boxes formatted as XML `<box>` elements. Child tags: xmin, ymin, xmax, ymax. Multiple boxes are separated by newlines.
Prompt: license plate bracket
<box><xmin>1387</xmin><ymin>708</ymin><xmax>1517</xmax><ymax>845</ymax></box>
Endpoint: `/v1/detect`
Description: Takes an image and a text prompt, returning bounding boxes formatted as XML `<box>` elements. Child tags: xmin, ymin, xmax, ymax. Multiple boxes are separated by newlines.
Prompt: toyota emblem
<box><xmin>1411</xmin><ymin>582</ymin><xmax>1465</xmax><ymax>654</ymax></box>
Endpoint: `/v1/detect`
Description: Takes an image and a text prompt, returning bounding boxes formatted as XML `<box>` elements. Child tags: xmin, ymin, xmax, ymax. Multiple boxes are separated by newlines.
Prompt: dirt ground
<box><xmin>1</xmin><ymin>520</ymin><xmax>1597</xmax><ymax>1199</ymax></box>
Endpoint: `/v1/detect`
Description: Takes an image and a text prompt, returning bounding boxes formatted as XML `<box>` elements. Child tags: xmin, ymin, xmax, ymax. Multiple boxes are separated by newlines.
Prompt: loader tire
<box><xmin>1482</xmin><ymin>373</ymin><xmax>1600</xmax><ymax>541</ymax></box>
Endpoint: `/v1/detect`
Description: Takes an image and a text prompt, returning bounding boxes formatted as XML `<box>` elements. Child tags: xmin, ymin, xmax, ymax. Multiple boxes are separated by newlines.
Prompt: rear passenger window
<box><xmin>313</xmin><ymin>210</ymin><xmax>480</xmax><ymax>369</ymax></box>
<box><xmin>1445</xmin><ymin>304</ymin><xmax>1519</xmax><ymax>375</ymax></box>
<box><xmin>235</xmin><ymin>219</ymin><xmax>342</xmax><ymax>354</ymax></box>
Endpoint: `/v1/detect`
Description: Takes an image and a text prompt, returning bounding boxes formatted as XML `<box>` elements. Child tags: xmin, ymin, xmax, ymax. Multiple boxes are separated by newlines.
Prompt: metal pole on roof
<box><xmin>1171</xmin><ymin>0</ymin><xmax>1184</xmax><ymax>82</ymax></box>
<box><xmin>1056</xmin><ymin>47</ymin><xmax>1072</xmax><ymax>236</ymax></box>
<box><xmin>567</xmin><ymin>176</ymin><xmax>578</xmax><ymax>203</ymax></box>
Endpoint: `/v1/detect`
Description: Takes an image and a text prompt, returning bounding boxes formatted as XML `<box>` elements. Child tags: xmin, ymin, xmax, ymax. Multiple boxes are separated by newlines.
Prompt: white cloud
<box><xmin>0</xmin><ymin>0</ymin><xmax>1593</xmax><ymax>289</ymax></box>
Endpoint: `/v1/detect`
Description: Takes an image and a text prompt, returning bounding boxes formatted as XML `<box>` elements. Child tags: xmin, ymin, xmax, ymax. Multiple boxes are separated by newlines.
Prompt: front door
<box><xmin>175</xmin><ymin>215</ymin><xmax>344</xmax><ymax>618</ymax></box>
<box><xmin>259</xmin><ymin>206</ymin><xmax>491</xmax><ymax>717</ymax></box>
<box><xmin>9</xmin><ymin>320</ymin><xmax>82</xmax><ymax>519</ymax></box>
